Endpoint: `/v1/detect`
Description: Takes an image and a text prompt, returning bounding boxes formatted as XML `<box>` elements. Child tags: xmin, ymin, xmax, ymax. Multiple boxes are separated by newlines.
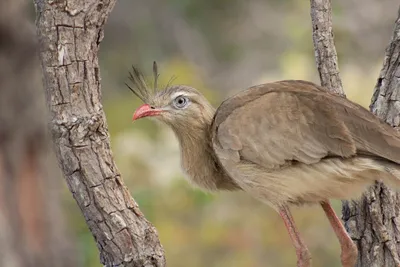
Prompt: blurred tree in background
<box><xmin>24</xmin><ymin>0</ymin><xmax>400</xmax><ymax>266</ymax></box>
<box><xmin>0</xmin><ymin>0</ymin><xmax>78</xmax><ymax>266</ymax></box>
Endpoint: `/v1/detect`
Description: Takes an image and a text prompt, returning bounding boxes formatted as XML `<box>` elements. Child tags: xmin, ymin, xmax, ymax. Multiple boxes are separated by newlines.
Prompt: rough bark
<box><xmin>310</xmin><ymin>1</ymin><xmax>400</xmax><ymax>266</ymax></box>
<box><xmin>343</xmin><ymin>9</ymin><xmax>400</xmax><ymax>267</ymax></box>
<box><xmin>310</xmin><ymin>0</ymin><xmax>344</xmax><ymax>96</ymax></box>
<box><xmin>33</xmin><ymin>1</ymin><xmax>166</xmax><ymax>266</ymax></box>
<box><xmin>0</xmin><ymin>0</ymin><xmax>77</xmax><ymax>266</ymax></box>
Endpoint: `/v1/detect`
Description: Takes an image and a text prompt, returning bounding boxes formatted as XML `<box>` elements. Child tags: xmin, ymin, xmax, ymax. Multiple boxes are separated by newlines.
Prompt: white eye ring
<box><xmin>173</xmin><ymin>95</ymin><xmax>189</xmax><ymax>109</ymax></box>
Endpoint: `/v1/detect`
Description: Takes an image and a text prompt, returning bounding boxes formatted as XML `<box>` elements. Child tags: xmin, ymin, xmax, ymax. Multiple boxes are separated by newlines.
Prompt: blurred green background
<box><xmin>60</xmin><ymin>0</ymin><xmax>398</xmax><ymax>266</ymax></box>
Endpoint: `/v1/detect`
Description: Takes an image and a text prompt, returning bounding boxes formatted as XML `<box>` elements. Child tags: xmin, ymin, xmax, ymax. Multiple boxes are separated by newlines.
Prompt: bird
<box><xmin>127</xmin><ymin>62</ymin><xmax>400</xmax><ymax>267</ymax></box>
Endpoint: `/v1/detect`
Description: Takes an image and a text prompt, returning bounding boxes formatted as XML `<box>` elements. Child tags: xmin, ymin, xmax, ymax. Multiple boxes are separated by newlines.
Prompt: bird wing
<box><xmin>211</xmin><ymin>80</ymin><xmax>400</xmax><ymax>170</ymax></box>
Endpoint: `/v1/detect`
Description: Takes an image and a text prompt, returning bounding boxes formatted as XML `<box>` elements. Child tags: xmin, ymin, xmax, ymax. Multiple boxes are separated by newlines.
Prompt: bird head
<box><xmin>127</xmin><ymin>62</ymin><xmax>215</xmax><ymax>130</ymax></box>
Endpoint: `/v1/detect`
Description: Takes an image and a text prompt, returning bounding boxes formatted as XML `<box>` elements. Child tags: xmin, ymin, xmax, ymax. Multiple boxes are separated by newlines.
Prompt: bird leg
<box><xmin>279</xmin><ymin>206</ymin><xmax>312</xmax><ymax>267</ymax></box>
<box><xmin>320</xmin><ymin>201</ymin><xmax>357</xmax><ymax>267</ymax></box>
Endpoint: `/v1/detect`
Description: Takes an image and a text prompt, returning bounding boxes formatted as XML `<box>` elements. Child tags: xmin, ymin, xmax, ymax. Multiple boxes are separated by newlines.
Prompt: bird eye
<box><xmin>173</xmin><ymin>96</ymin><xmax>189</xmax><ymax>109</ymax></box>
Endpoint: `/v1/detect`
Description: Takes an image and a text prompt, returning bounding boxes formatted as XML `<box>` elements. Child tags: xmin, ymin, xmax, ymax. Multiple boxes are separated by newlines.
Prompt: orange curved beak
<box><xmin>132</xmin><ymin>104</ymin><xmax>163</xmax><ymax>121</ymax></box>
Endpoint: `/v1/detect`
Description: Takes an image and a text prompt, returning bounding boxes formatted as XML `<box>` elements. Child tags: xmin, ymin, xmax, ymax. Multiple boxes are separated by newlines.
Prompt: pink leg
<box><xmin>321</xmin><ymin>201</ymin><xmax>357</xmax><ymax>267</ymax></box>
<box><xmin>279</xmin><ymin>206</ymin><xmax>312</xmax><ymax>267</ymax></box>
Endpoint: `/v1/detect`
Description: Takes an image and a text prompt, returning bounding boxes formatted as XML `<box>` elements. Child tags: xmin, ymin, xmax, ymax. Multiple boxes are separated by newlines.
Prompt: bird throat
<box><xmin>170</xmin><ymin>115</ymin><xmax>239</xmax><ymax>191</ymax></box>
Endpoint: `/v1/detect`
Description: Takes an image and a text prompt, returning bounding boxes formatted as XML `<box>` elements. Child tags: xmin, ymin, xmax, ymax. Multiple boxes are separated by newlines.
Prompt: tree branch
<box><xmin>33</xmin><ymin>1</ymin><xmax>166</xmax><ymax>266</ymax></box>
<box><xmin>370</xmin><ymin>10</ymin><xmax>400</xmax><ymax>122</ymax></box>
<box><xmin>310</xmin><ymin>0</ymin><xmax>344</xmax><ymax>96</ymax></box>
<box><xmin>310</xmin><ymin>1</ymin><xmax>400</xmax><ymax>266</ymax></box>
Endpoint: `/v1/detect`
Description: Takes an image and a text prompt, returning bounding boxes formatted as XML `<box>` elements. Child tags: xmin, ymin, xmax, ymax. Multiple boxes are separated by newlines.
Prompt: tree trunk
<box><xmin>310</xmin><ymin>1</ymin><xmax>400</xmax><ymax>266</ymax></box>
<box><xmin>310</xmin><ymin>0</ymin><xmax>344</xmax><ymax>96</ymax></box>
<box><xmin>342</xmin><ymin>8</ymin><xmax>400</xmax><ymax>267</ymax></box>
<box><xmin>33</xmin><ymin>1</ymin><xmax>166</xmax><ymax>266</ymax></box>
<box><xmin>0</xmin><ymin>0</ymin><xmax>77</xmax><ymax>266</ymax></box>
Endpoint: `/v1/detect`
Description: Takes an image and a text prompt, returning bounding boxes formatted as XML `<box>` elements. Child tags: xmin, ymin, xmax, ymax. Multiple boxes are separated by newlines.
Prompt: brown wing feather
<box><xmin>211</xmin><ymin>81</ymin><xmax>400</xmax><ymax>169</ymax></box>
<box><xmin>213</xmin><ymin>80</ymin><xmax>324</xmax><ymax>127</ymax></box>
<box><xmin>320</xmin><ymin>92</ymin><xmax>400</xmax><ymax>163</ymax></box>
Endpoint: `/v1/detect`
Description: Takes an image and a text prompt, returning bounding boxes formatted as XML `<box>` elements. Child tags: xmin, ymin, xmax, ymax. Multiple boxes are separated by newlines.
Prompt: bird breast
<box><xmin>221</xmin><ymin>155</ymin><xmax>387</xmax><ymax>207</ymax></box>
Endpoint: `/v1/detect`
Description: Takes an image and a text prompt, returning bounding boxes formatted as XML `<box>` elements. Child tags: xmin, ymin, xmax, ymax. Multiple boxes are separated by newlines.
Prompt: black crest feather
<box><xmin>152</xmin><ymin>61</ymin><xmax>159</xmax><ymax>95</ymax></box>
<box><xmin>126</xmin><ymin>61</ymin><xmax>177</xmax><ymax>102</ymax></box>
<box><xmin>126</xmin><ymin>65</ymin><xmax>149</xmax><ymax>102</ymax></box>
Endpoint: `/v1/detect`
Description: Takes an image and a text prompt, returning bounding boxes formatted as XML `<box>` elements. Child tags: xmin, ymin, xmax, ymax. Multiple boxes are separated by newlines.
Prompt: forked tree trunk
<box><xmin>33</xmin><ymin>1</ymin><xmax>166</xmax><ymax>266</ymax></box>
<box><xmin>310</xmin><ymin>1</ymin><xmax>400</xmax><ymax>266</ymax></box>
<box><xmin>0</xmin><ymin>0</ymin><xmax>77</xmax><ymax>266</ymax></box>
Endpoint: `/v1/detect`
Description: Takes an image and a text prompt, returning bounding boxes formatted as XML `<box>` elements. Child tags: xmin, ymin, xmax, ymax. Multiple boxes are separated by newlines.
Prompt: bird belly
<box><xmin>230</xmin><ymin>157</ymin><xmax>388</xmax><ymax>207</ymax></box>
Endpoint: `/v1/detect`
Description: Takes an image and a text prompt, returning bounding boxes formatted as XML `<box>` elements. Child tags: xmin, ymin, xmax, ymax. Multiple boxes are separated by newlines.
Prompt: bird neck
<box><xmin>170</xmin><ymin>106</ymin><xmax>239</xmax><ymax>191</ymax></box>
